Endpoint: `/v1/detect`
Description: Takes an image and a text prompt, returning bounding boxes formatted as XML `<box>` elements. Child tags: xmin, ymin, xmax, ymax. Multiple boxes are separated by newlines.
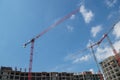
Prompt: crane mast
<box><xmin>28</xmin><ymin>39</ymin><xmax>35</xmax><ymax>80</ymax></box>
<box><xmin>90</xmin><ymin>43</ymin><xmax>103</xmax><ymax>80</ymax></box>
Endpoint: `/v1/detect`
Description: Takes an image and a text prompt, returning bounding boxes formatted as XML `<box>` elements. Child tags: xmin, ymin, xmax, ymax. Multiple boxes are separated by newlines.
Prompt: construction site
<box><xmin>0</xmin><ymin>12</ymin><xmax>120</xmax><ymax>80</ymax></box>
<box><xmin>0</xmin><ymin>1</ymin><xmax>120</xmax><ymax>80</ymax></box>
<box><xmin>0</xmin><ymin>67</ymin><xmax>103</xmax><ymax>80</ymax></box>
<box><xmin>0</xmin><ymin>52</ymin><xmax>120</xmax><ymax>80</ymax></box>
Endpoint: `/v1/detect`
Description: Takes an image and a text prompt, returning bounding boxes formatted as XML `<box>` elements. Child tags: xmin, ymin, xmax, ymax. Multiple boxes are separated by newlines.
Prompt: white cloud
<box><xmin>119</xmin><ymin>6</ymin><xmax>120</xmax><ymax>13</ymax></box>
<box><xmin>107</xmin><ymin>12</ymin><xmax>114</xmax><ymax>19</ymax></box>
<box><xmin>89</xmin><ymin>68</ymin><xmax>94</xmax><ymax>74</ymax></box>
<box><xmin>64</xmin><ymin>51</ymin><xmax>91</xmax><ymax>64</ymax></box>
<box><xmin>77</xmin><ymin>0</ymin><xmax>85</xmax><ymax>6</ymax></box>
<box><xmin>66</xmin><ymin>25</ymin><xmax>74</xmax><ymax>32</ymax></box>
<box><xmin>112</xmin><ymin>21</ymin><xmax>120</xmax><ymax>39</ymax></box>
<box><xmin>105</xmin><ymin>0</ymin><xmax>117</xmax><ymax>7</ymax></box>
<box><xmin>107</xmin><ymin>10</ymin><xmax>120</xmax><ymax>20</ymax></box>
<box><xmin>70</xmin><ymin>14</ymin><xmax>75</xmax><ymax>20</ymax></box>
<box><xmin>114</xmin><ymin>40</ymin><xmax>120</xmax><ymax>52</ymax></box>
<box><xmin>80</xmin><ymin>5</ymin><xmax>94</xmax><ymax>23</ymax></box>
<box><xmin>64</xmin><ymin>52</ymin><xmax>83</xmax><ymax>62</ymax></box>
<box><xmin>73</xmin><ymin>54</ymin><xmax>91</xmax><ymax>64</ymax></box>
<box><xmin>95</xmin><ymin>46</ymin><xmax>113</xmax><ymax>61</ymax></box>
<box><xmin>95</xmin><ymin>39</ymin><xmax>120</xmax><ymax>61</ymax></box>
<box><xmin>49</xmin><ymin>64</ymin><xmax>76</xmax><ymax>72</ymax></box>
<box><xmin>50</xmin><ymin>64</ymin><xmax>68</xmax><ymax>72</ymax></box>
<box><xmin>91</xmin><ymin>25</ymin><xmax>102</xmax><ymax>37</ymax></box>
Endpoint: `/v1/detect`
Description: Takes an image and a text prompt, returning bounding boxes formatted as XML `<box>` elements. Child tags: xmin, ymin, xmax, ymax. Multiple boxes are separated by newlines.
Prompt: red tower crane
<box><xmin>94</xmin><ymin>33</ymin><xmax>120</xmax><ymax>67</ymax></box>
<box><xmin>24</xmin><ymin>8</ymin><xmax>80</xmax><ymax>80</ymax></box>
<box><xmin>88</xmin><ymin>22</ymin><xmax>120</xmax><ymax>80</ymax></box>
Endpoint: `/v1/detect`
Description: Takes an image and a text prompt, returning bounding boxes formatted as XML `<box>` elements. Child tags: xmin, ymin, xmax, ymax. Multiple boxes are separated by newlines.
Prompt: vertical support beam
<box><xmin>82</xmin><ymin>72</ymin><xmax>85</xmax><ymax>80</ymax></box>
<box><xmin>28</xmin><ymin>39</ymin><xmax>35</xmax><ymax>80</ymax></box>
<box><xmin>90</xmin><ymin>43</ymin><xmax>103</xmax><ymax>80</ymax></box>
<box><xmin>19</xmin><ymin>68</ymin><xmax>22</xmax><ymax>80</ymax></box>
<box><xmin>90</xmin><ymin>43</ymin><xmax>100</xmax><ymax>72</ymax></box>
<box><xmin>106</xmin><ymin>35</ymin><xmax>117</xmax><ymax>55</ymax></box>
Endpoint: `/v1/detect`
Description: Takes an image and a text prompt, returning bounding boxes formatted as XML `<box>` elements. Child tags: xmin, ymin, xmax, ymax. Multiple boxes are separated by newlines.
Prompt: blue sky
<box><xmin>0</xmin><ymin>0</ymin><xmax>120</xmax><ymax>73</ymax></box>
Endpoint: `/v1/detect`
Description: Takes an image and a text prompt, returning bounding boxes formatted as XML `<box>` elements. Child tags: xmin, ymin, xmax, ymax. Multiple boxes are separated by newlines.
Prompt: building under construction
<box><xmin>100</xmin><ymin>55</ymin><xmax>120</xmax><ymax>80</ymax></box>
<box><xmin>0</xmin><ymin>66</ymin><xmax>103</xmax><ymax>80</ymax></box>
